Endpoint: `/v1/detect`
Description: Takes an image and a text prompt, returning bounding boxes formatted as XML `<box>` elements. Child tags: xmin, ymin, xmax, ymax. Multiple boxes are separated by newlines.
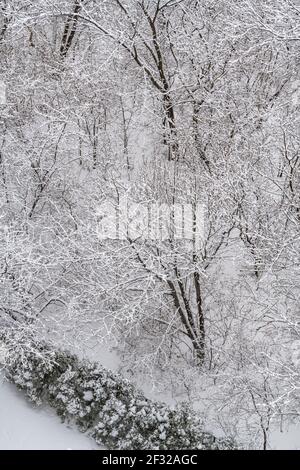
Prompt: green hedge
<box><xmin>3</xmin><ymin>339</ymin><xmax>235</xmax><ymax>450</ymax></box>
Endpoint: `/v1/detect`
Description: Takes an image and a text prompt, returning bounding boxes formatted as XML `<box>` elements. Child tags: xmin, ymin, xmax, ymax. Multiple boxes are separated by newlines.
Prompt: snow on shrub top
<box><xmin>3</xmin><ymin>337</ymin><xmax>235</xmax><ymax>450</ymax></box>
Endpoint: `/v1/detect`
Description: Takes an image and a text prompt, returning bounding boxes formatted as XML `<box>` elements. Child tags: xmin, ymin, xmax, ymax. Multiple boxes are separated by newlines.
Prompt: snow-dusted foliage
<box><xmin>4</xmin><ymin>338</ymin><xmax>234</xmax><ymax>450</ymax></box>
<box><xmin>94</xmin><ymin>398</ymin><xmax>230</xmax><ymax>450</ymax></box>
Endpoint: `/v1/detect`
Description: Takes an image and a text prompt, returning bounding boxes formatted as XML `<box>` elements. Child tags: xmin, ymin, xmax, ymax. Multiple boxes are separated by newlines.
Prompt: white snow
<box><xmin>0</xmin><ymin>372</ymin><xmax>101</xmax><ymax>450</ymax></box>
<box><xmin>83</xmin><ymin>390</ymin><xmax>94</xmax><ymax>402</ymax></box>
<box><xmin>270</xmin><ymin>423</ymin><xmax>300</xmax><ymax>450</ymax></box>
<box><xmin>0</xmin><ymin>343</ymin><xmax>8</xmax><ymax>363</ymax></box>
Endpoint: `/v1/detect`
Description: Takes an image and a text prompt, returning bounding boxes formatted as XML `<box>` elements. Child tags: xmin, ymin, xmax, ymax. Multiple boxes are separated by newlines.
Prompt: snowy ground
<box><xmin>270</xmin><ymin>423</ymin><xmax>300</xmax><ymax>450</ymax></box>
<box><xmin>0</xmin><ymin>372</ymin><xmax>101</xmax><ymax>450</ymax></box>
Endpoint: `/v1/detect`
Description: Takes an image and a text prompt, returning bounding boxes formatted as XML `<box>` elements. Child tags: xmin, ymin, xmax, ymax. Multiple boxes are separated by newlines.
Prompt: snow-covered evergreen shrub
<box><xmin>93</xmin><ymin>397</ymin><xmax>233</xmax><ymax>450</ymax></box>
<box><xmin>5</xmin><ymin>341</ymin><xmax>76</xmax><ymax>405</ymax></box>
<box><xmin>47</xmin><ymin>359</ymin><xmax>132</xmax><ymax>431</ymax></box>
<box><xmin>3</xmin><ymin>337</ymin><xmax>235</xmax><ymax>449</ymax></box>
<box><xmin>1</xmin><ymin>331</ymin><xmax>53</xmax><ymax>404</ymax></box>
